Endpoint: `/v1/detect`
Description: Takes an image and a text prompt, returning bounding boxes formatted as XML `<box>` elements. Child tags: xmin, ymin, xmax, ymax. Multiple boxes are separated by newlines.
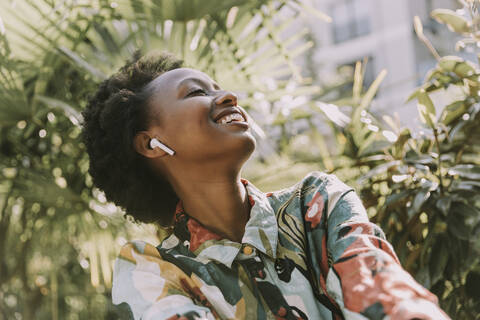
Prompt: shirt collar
<box><xmin>172</xmin><ymin>178</ymin><xmax>278</xmax><ymax>268</ymax></box>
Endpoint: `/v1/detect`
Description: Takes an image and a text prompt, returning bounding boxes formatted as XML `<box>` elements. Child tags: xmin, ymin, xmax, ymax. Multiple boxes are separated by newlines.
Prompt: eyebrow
<box><xmin>177</xmin><ymin>77</ymin><xmax>220</xmax><ymax>92</ymax></box>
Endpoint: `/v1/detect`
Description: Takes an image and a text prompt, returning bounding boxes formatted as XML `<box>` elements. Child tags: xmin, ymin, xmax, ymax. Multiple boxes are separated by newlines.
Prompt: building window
<box><xmin>331</xmin><ymin>0</ymin><xmax>371</xmax><ymax>44</ymax></box>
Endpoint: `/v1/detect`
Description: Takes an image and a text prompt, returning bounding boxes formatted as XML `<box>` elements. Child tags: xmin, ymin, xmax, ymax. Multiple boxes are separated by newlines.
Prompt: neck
<box><xmin>166</xmin><ymin>165</ymin><xmax>251</xmax><ymax>243</ymax></box>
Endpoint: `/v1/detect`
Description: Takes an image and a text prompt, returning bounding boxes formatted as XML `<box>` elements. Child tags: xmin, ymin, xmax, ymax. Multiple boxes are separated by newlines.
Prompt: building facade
<box><xmin>305</xmin><ymin>0</ymin><xmax>461</xmax><ymax>130</ymax></box>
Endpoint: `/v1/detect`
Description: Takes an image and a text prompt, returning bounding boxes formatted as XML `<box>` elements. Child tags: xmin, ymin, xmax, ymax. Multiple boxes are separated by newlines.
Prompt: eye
<box><xmin>186</xmin><ymin>88</ymin><xmax>208</xmax><ymax>97</ymax></box>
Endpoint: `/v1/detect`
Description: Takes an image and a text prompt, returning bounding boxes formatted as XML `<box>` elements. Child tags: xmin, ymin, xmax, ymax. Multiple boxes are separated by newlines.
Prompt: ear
<box><xmin>133</xmin><ymin>131</ymin><xmax>169</xmax><ymax>158</ymax></box>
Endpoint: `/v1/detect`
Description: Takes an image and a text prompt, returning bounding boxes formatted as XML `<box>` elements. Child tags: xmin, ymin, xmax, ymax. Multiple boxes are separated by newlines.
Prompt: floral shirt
<box><xmin>112</xmin><ymin>171</ymin><xmax>449</xmax><ymax>320</ymax></box>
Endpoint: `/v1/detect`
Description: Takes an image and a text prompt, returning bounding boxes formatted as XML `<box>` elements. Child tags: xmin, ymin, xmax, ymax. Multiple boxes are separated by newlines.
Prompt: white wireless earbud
<box><xmin>149</xmin><ymin>138</ymin><xmax>175</xmax><ymax>156</ymax></box>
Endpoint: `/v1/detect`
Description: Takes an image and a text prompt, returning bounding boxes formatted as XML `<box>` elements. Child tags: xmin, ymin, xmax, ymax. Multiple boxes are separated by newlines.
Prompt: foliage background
<box><xmin>0</xmin><ymin>0</ymin><xmax>478</xmax><ymax>319</ymax></box>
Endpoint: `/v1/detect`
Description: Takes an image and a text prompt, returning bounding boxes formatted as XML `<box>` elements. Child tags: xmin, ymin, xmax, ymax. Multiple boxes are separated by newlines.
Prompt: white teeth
<box><xmin>217</xmin><ymin>112</ymin><xmax>246</xmax><ymax>124</ymax></box>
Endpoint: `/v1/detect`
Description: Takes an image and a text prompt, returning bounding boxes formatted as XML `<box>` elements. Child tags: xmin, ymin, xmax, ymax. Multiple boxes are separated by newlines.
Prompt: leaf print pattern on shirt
<box><xmin>305</xmin><ymin>191</ymin><xmax>324</xmax><ymax>229</ymax></box>
<box><xmin>111</xmin><ymin>171</ymin><xmax>451</xmax><ymax>320</ymax></box>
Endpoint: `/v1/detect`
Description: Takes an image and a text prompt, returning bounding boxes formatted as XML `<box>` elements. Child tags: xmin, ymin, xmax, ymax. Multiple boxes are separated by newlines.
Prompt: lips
<box><xmin>213</xmin><ymin>107</ymin><xmax>247</xmax><ymax>125</ymax></box>
<box><xmin>216</xmin><ymin>112</ymin><xmax>246</xmax><ymax>124</ymax></box>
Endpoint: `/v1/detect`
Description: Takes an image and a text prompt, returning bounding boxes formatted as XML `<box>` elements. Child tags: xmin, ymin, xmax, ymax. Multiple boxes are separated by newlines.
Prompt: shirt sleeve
<box><xmin>111</xmin><ymin>240</ymin><xmax>216</xmax><ymax>320</ymax></box>
<box><xmin>304</xmin><ymin>172</ymin><xmax>450</xmax><ymax>320</ymax></box>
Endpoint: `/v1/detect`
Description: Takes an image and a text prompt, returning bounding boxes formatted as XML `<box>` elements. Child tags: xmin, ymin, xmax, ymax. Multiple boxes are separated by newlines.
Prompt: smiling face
<box><xmin>137</xmin><ymin>67</ymin><xmax>256</xmax><ymax>169</ymax></box>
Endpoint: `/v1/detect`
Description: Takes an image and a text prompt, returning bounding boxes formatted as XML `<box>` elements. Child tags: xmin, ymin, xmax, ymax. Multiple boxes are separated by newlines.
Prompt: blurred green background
<box><xmin>0</xmin><ymin>0</ymin><xmax>479</xmax><ymax>319</ymax></box>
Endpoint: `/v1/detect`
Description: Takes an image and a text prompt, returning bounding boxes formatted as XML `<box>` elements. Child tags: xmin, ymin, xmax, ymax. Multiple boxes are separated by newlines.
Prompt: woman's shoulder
<box><xmin>283</xmin><ymin>170</ymin><xmax>353</xmax><ymax>195</ymax></box>
<box><xmin>263</xmin><ymin>171</ymin><xmax>352</xmax><ymax>211</ymax></box>
<box><xmin>263</xmin><ymin>170</ymin><xmax>350</xmax><ymax>199</ymax></box>
<box><xmin>300</xmin><ymin>170</ymin><xmax>348</xmax><ymax>185</ymax></box>
<box><xmin>267</xmin><ymin>171</ymin><xmax>358</xmax><ymax>219</ymax></box>
<box><xmin>303</xmin><ymin>170</ymin><xmax>355</xmax><ymax>195</ymax></box>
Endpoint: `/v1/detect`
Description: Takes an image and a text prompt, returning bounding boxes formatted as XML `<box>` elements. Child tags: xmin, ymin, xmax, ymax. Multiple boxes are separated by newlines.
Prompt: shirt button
<box><xmin>243</xmin><ymin>245</ymin><xmax>253</xmax><ymax>255</ymax></box>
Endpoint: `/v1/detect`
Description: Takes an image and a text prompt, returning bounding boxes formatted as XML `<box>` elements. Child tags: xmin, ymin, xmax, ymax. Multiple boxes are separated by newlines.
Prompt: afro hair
<box><xmin>81</xmin><ymin>50</ymin><xmax>183</xmax><ymax>226</ymax></box>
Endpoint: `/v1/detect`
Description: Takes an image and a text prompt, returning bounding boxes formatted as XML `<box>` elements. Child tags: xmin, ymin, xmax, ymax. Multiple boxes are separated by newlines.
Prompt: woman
<box><xmin>81</xmin><ymin>51</ymin><xmax>449</xmax><ymax>320</ymax></box>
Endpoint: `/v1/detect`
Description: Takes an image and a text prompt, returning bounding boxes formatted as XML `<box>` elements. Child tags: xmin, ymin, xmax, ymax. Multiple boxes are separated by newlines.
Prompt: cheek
<box><xmin>164</xmin><ymin>105</ymin><xmax>211</xmax><ymax>140</ymax></box>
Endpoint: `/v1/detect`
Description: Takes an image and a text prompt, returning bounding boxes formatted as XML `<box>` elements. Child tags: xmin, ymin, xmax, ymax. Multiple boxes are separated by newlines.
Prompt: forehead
<box><xmin>145</xmin><ymin>67</ymin><xmax>215</xmax><ymax>94</ymax></box>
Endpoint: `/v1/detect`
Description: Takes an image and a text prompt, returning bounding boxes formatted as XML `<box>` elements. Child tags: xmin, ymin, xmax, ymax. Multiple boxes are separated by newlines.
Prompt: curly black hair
<box><xmin>81</xmin><ymin>50</ymin><xmax>183</xmax><ymax>226</ymax></box>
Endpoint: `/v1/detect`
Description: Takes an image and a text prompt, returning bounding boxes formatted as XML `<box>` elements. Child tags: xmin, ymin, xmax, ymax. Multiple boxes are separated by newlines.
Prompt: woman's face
<box><xmin>142</xmin><ymin>68</ymin><xmax>256</xmax><ymax>164</ymax></box>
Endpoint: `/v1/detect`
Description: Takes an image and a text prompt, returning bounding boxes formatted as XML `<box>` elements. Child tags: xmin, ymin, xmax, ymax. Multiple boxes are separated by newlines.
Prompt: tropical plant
<box><xmin>3</xmin><ymin>0</ymin><xmax>477</xmax><ymax>318</ymax></box>
<box><xmin>0</xmin><ymin>0</ymin><xmax>331</xmax><ymax>318</ymax></box>
<box><xmin>249</xmin><ymin>1</ymin><xmax>480</xmax><ymax>318</ymax></box>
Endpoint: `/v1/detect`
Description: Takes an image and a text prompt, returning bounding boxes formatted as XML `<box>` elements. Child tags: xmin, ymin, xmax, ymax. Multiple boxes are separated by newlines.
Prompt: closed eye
<box><xmin>186</xmin><ymin>88</ymin><xmax>207</xmax><ymax>97</ymax></box>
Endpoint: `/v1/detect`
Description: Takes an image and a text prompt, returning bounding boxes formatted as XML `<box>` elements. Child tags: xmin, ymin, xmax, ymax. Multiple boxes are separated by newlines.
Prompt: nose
<box><xmin>214</xmin><ymin>90</ymin><xmax>237</xmax><ymax>106</ymax></box>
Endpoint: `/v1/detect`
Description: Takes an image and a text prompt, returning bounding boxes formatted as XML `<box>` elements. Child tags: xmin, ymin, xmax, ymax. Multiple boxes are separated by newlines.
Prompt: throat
<box><xmin>179</xmin><ymin>180</ymin><xmax>251</xmax><ymax>243</ymax></box>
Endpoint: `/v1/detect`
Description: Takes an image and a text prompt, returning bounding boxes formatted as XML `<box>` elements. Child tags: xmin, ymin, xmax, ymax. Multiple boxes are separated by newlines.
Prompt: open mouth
<box><xmin>215</xmin><ymin>112</ymin><xmax>247</xmax><ymax>125</ymax></box>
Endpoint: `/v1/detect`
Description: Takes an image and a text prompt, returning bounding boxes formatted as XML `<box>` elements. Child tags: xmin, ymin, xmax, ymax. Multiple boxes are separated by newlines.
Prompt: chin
<box><xmin>239</xmin><ymin>134</ymin><xmax>256</xmax><ymax>160</ymax></box>
<box><xmin>213</xmin><ymin>133</ymin><xmax>256</xmax><ymax>163</ymax></box>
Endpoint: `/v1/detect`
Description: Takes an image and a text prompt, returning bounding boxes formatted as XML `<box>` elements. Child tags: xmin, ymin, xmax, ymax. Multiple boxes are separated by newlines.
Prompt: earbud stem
<box><xmin>150</xmin><ymin>138</ymin><xmax>175</xmax><ymax>156</ymax></box>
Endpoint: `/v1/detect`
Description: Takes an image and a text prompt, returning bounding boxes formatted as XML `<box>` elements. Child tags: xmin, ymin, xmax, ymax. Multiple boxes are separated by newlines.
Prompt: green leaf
<box><xmin>385</xmin><ymin>190</ymin><xmax>411</xmax><ymax>207</ymax></box>
<box><xmin>0</xmin><ymin>89</ymin><xmax>31</xmax><ymax>126</ymax></box>
<box><xmin>453</xmin><ymin>60</ymin><xmax>477</xmax><ymax>77</ymax></box>
<box><xmin>57</xmin><ymin>46</ymin><xmax>107</xmax><ymax>80</ymax></box>
<box><xmin>413</xmin><ymin>16</ymin><xmax>424</xmax><ymax>37</ymax></box>
<box><xmin>448</xmin><ymin>220</ymin><xmax>471</xmax><ymax>240</ymax></box>
<box><xmin>431</xmin><ymin>9</ymin><xmax>470</xmax><ymax>34</ymax></box>
<box><xmin>417</xmin><ymin>89</ymin><xmax>436</xmax><ymax>128</ymax></box>
<box><xmin>405</xmin><ymin>154</ymin><xmax>435</xmax><ymax>165</ymax></box>
<box><xmin>452</xmin><ymin>202</ymin><xmax>480</xmax><ymax>226</ymax></box>
<box><xmin>438</xmin><ymin>55</ymin><xmax>464</xmax><ymax>72</ymax></box>
<box><xmin>408</xmin><ymin>187</ymin><xmax>430</xmax><ymax>219</ymax></box>
<box><xmin>451</xmin><ymin>180</ymin><xmax>480</xmax><ymax>191</ymax></box>
<box><xmin>448</xmin><ymin>119</ymin><xmax>468</xmax><ymax>141</ymax></box>
<box><xmin>448</xmin><ymin>211</ymin><xmax>471</xmax><ymax>240</ymax></box>
<box><xmin>440</xmin><ymin>100</ymin><xmax>467</xmax><ymax>125</ymax></box>
<box><xmin>15</xmin><ymin>170</ymin><xmax>83</xmax><ymax>207</ymax></box>
<box><xmin>416</xmin><ymin>266</ymin><xmax>431</xmax><ymax>289</ymax></box>
<box><xmin>92</xmin><ymin>22</ymin><xmax>120</xmax><ymax>55</ymax></box>
<box><xmin>357</xmin><ymin>160</ymin><xmax>401</xmax><ymax>183</ymax></box>
<box><xmin>358</xmin><ymin>138</ymin><xmax>391</xmax><ymax>157</ymax></box>
<box><xmin>135</xmin><ymin>0</ymin><xmax>247</xmax><ymax>22</ymax></box>
<box><xmin>436</xmin><ymin>197</ymin><xmax>451</xmax><ymax>216</ymax></box>
<box><xmin>35</xmin><ymin>95</ymin><xmax>83</xmax><ymax>126</ymax></box>
<box><xmin>429</xmin><ymin>237</ymin><xmax>449</xmax><ymax>286</ymax></box>
<box><xmin>420</xmin><ymin>178</ymin><xmax>438</xmax><ymax>191</ymax></box>
<box><xmin>438</xmin><ymin>56</ymin><xmax>476</xmax><ymax>77</ymax></box>
<box><xmin>352</xmin><ymin>69</ymin><xmax>387</xmax><ymax>122</ymax></box>
<box><xmin>448</xmin><ymin>164</ymin><xmax>480</xmax><ymax>180</ymax></box>
<box><xmin>392</xmin><ymin>128</ymin><xmax>411</xmax><ymax>158</ymax></box>
<box><xmin>352</xmin><ymin>61</ymin><xmax>363</xmax><ymax>103</ymax></box>
<box><xmin>466</xmin><ymin>270</ymin><xmax>480</xmax><ymax>299</ymax></box>
<box><xmin>406</xmin><ymin>87</ymin><xmax>421</xmax><ymax>103</ymax></box>
<box><xmin>315</xmin><ymin>102</ymin><xmax>350</xmax><ymax>127</ymax></box>
<box><xmin>472</xmin><ymin>224</ymin><xmax>480</xmax><ymax>255</ymax></box>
